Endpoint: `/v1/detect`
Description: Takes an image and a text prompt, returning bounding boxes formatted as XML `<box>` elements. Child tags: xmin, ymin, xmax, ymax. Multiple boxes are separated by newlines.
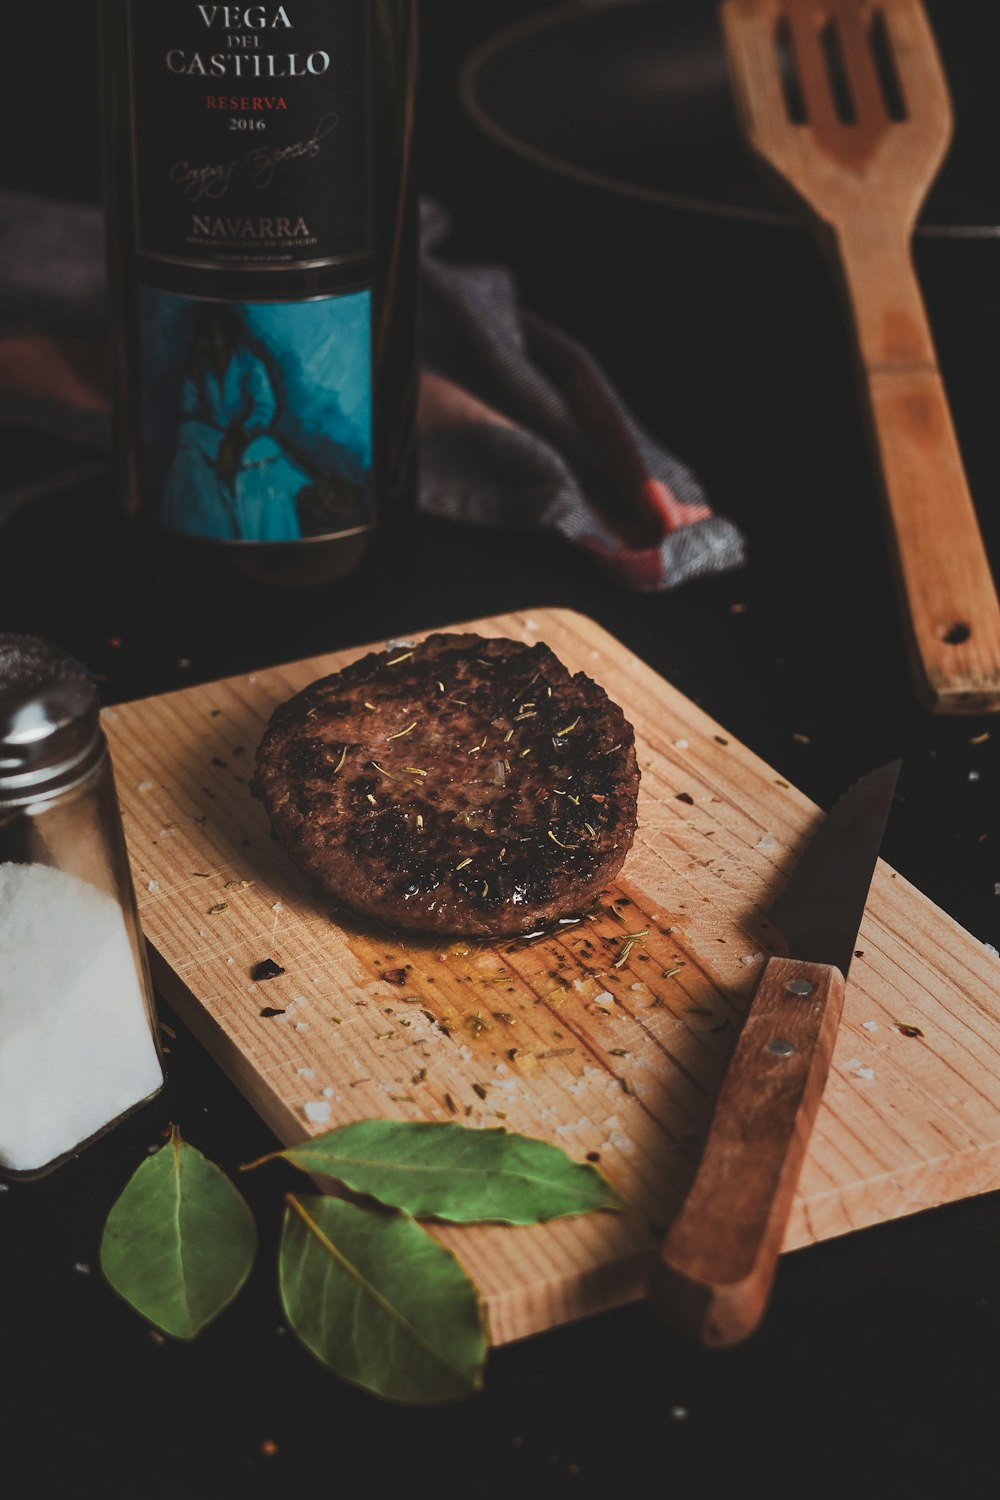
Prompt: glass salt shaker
<box><xmin>0</xmin><ymin>633</ymin><xmax>165</xmax><ymax>1179</ymax></box>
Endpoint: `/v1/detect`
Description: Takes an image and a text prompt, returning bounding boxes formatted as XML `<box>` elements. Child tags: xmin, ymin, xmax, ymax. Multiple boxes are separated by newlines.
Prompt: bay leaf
<box><xmin>279</xmin><ymin>1193</ymin><xmax>486</xmax><ymax>1403</ymax></box>
<box><xmin>248</xmin><ymin>1120</ymin><xmax>624</xmax><ymax>1224</ymax></box>
<box><xmin>100</xmin><ymin>1125</ymin><xmax>257</xmax><ymax>1340</ymax></box>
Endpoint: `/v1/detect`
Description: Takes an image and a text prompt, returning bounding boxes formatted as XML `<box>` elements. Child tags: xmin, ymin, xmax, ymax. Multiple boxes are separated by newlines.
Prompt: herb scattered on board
<box><xmin>99</xmin><ymin>1120</ymin><xmax>624</xmax><ymax>1404</ymax></box>
<box><xmin>252</xmin><ymin>958</ymin><xmax>285</xmax><ymax>981</ymax></box>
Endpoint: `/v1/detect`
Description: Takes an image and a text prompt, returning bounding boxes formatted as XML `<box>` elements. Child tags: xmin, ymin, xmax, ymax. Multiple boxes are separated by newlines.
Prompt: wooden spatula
<box><xmin>721</xmin><ymin>0</ymin><xmax>1000</xmax><ymax>714</ymax></box>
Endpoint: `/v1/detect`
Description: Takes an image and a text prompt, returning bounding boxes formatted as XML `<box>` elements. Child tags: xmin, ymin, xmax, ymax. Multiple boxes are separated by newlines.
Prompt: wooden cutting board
<box><xmin>103</xmin><ymin>608</ymin><xmax>1000</xmax><ymax>1346</ymax></box>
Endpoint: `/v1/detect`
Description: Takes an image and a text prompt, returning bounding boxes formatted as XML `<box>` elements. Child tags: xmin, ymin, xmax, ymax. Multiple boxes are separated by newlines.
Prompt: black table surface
<box><xmin>3</xmin><ymin>5</ymin><xmax>999</xmax><ymax>1497</ymax></box>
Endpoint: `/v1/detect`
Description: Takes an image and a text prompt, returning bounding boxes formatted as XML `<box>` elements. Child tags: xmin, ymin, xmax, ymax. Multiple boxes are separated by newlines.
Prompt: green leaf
<box><xmin>279</xmin><ymin>1193</ymin><xmax>487</xmax><ymax>1404</ymax></box>
<box><xmin>248</xmin><ymin>1120</ymin><xmax>625</xmax><ymax>1225</ymax></box>
<box><xmin>100</xmin><ymin>1125</ymin><xmax>257</xmax><ymax>1340</ymax></box>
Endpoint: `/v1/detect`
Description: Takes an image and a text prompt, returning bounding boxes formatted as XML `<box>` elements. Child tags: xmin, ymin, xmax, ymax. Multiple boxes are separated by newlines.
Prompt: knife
<box><xmin>647</xmin><ymin>759</ymin><xmax>901</xmax><ymax>1348</ymax></box>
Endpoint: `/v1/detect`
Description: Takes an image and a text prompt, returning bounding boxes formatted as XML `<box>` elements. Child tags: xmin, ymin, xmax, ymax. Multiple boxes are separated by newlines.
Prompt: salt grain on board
<box><xmin>0</xmin><ymin>863</ymin><xmax>163</xmax><ymax>1174</ymax></box>
<box><xmin>303</xmin><ymin>1101</ymin><xmax>330</xmax><ymax>1124</ymax></box>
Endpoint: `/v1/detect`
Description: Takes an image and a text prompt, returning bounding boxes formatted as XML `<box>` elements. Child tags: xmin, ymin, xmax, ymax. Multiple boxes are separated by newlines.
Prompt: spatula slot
<box><xmin>774</xmin><ymin>16</ymin><xmax>808</xmax><ymax>124</ymax></box>
<box><xmin>817</xmin><ymin>15</ymin><xmax>858</xmax><ymax>125</ymax></box>
<box><xmin>868</xmin><ymin>8</ymin><xmax>909</xmax><ymax>122</ymax></box>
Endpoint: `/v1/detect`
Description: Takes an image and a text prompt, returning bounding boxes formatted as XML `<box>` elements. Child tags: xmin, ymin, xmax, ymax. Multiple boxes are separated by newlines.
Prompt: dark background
<box><xmin>2</xmin><ymin>3</ymin><xmax>999</xmax><ymax>1497</ymax></box>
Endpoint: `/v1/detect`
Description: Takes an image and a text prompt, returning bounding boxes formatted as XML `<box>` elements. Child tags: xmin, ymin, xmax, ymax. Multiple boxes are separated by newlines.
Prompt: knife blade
<box><xmin>646</xmin><ymin>759</ymin><xmax>901</xmax><ymax>1349</ymax></box>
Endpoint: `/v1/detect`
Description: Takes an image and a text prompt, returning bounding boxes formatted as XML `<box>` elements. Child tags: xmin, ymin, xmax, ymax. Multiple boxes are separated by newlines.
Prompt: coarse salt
<box><xmin>755</xmin><ymin>834</ymin><xmax>778</xmax><ymax>851</ymax></box>
<box><xmin>0</xmin><ymin>863</ymin><xmax>163</xmax><ymax>1174</ymax></box>
<box><xmin>303</xmin><ymin>1101</ymin><xmax>330</xmax><ymax>1124</ymax></box>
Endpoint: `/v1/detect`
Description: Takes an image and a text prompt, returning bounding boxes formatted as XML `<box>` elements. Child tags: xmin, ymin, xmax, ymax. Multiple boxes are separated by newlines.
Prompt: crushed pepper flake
<box><xmin>252</xmin><ymin>959</ymin><xmax>285</xmax><ymax>981</ymax></box>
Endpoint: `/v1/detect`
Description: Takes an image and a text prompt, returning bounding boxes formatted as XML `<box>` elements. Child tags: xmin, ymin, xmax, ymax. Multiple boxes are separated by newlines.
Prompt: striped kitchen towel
<box><xmin>0</xmin><ymin>192</ymin><xmax>745</xmax><ymax>589</ymax></box>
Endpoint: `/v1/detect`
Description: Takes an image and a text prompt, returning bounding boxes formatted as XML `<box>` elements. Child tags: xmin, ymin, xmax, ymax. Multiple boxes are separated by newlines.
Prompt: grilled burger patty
<box><xmin>253</xmin><ymin>632</ymin><xmax>640</xmax><ymax>936</ymax></box>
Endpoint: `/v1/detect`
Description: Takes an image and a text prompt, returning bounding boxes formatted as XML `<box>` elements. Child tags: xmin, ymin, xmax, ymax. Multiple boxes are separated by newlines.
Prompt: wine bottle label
<box><xmin>127</xmin><ymin>2</ymin><xmax>372</xmax><ymax>270</ymax></box>
<box><xmin>139</xmin><ymin>285</ymin><xmax>374</xmax><ymax>543</ymax></box>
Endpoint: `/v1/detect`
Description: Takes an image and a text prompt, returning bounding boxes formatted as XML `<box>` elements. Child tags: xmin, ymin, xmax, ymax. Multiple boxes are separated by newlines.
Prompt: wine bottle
<box><xmin>98</xmin><ymin>1</ymin><xmax>418</xmax><ymax>587</ymax></box>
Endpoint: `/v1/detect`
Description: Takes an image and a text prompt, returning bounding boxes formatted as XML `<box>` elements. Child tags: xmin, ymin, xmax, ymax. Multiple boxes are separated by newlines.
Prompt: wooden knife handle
<box><xmin>647</xmin><ymin>955</ymin><xmax>846</xmax><ymax>1348</ymax></box>
<box><xmin>836</xmin><ymin>225</ymin><xmax>1000</xmax><ymax>715</ymax></box>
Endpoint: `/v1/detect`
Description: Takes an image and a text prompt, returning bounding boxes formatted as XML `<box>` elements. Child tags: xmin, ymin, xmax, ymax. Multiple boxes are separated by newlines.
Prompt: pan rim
<box><xmin>458</xmin><ymin>0</ymin><xmax>999</xmax><ymax>242</ymax></box>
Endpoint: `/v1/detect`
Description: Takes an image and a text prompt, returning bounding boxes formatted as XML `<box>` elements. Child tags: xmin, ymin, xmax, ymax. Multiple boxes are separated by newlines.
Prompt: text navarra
<box><xmin>191</xmin><ymin>216</ymin><xmax>311</xmax><ymax>238</ymax></box>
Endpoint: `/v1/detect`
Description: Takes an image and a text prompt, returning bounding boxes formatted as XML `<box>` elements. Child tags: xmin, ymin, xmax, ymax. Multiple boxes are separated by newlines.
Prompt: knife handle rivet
<box><xmin>786</xmin><ymin>979</ymin><xmax>815</xmax><ymax>996</ymax></box>
<box><xmin>767</xmin><ymin>1039</ymin><xmax>795</xmax><ymax>1057</ymax></box>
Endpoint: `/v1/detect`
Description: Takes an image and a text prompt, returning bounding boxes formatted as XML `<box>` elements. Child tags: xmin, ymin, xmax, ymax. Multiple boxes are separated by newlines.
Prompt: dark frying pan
<box><xmin>459</xmin><ymin>0</ymin><xmax>999</xmax><ymax>255</ymax></box>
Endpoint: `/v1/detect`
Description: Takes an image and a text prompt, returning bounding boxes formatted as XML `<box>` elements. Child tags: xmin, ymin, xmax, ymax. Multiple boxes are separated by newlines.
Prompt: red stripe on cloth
<box><xmin>641</xmin><ymin>475</ymin><xmax>712</xmax><ymax>531</ymax></box>
<box><xmin>0</xmin><ymin>334</ymin><xmax>111</xmax><ymax>413</ymax></box>
<box><xmin>583</xmin><ymin>536</ymin><xmax>670</xmax><ymax>592</ymax></box>
<box><xmin>418</xmin><ymin>370</ymin><xmax>517</xmax><ymax>434</ymax></box>
<box><xmin>523</xmin><ymin>313</ymin><xmax>705</xmax><ymax>546</ymax></box>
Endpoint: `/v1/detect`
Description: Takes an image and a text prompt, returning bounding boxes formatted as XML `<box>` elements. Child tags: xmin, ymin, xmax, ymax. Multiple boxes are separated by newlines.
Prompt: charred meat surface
<box><xmin>253</xmin><ymin>633</ymin><xmax>640</xmax><ymax>936</ymax></box>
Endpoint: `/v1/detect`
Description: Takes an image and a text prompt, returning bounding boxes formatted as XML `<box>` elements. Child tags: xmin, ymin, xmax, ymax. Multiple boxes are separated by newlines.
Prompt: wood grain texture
<box><xmin>722</xmin><ymin>0</ymin><xmax>1000</xmax><ymax>713</ymax></box>
<box><xmin>102</xmin><ymin>608</ymin><xmax>1000</xmax><ymax>1345</ymax></box>
<box><xmin>649</xmin><ymin>956</ymin><xmax>846</xmax><ymax>1348</ymax></box>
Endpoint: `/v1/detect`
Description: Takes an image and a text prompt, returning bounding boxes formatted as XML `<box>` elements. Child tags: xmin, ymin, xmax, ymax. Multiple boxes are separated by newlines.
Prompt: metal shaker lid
<box><xmin>0</xmin><ymin>634</ymin><xmax>103</xmax><ymax>801</ymax></box>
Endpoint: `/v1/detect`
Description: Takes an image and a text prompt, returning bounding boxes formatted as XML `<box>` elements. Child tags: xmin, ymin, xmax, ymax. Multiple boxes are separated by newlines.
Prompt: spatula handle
<box><xmin>837</xmin><ymin>225</ymin><xmax>1000</xmax><ymax>715</ymax></box>
<box><xmin>647</xmin><ymin>956</ymin><xmax>845</xmax><ymax>1348</ymax></box>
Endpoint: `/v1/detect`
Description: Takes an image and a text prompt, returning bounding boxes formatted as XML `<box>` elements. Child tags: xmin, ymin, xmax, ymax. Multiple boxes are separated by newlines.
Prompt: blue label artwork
<box><xmin>139</xmin><ymin>286</ymin><xmax>373</xmax><ymax>543</ymax></box>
